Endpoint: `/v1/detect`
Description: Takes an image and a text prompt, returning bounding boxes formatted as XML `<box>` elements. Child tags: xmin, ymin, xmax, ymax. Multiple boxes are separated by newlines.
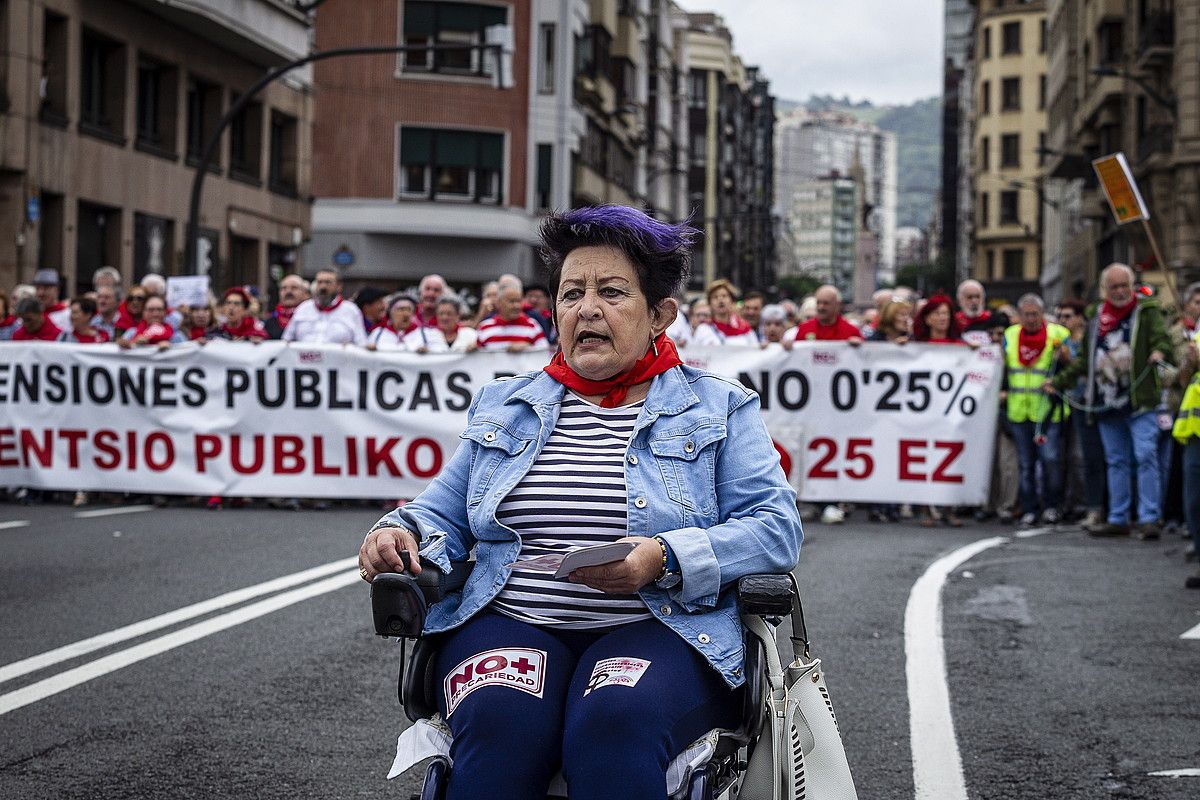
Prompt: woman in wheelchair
<box><xmin>358</xmin><ymin>205</ymin><xmax>803</xmax><ymax>800</ymax></box>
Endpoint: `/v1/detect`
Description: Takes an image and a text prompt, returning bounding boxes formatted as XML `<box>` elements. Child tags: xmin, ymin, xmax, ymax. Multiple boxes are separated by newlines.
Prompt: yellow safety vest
<box><xmin>1004</xmin><ymin>323</ymin><xmax>1071</xmax><ymax>424</ymax></box>
<box><xmin>1173</xmin><ymin>329</ymin><xmax>1200</xmax><ymax>444</ymax></box>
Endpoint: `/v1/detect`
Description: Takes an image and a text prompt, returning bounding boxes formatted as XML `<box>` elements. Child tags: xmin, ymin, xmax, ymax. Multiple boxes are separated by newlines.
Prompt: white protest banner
<box><xmin>166</xmin><ymin>275</ymin><xmax>210</xmax><ymax>309</ymax></box>
<box><xmin>0</xmin><ymin>341</ymin><xmax>1002</xmax><ymax>504</ymax></box>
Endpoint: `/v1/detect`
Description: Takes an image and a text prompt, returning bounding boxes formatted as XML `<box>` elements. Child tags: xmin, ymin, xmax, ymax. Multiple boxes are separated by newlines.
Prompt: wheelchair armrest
<box><xmin>736</xmin><ymin>573</ymin><xmax>795</xmax><ymax>617</ymax></box>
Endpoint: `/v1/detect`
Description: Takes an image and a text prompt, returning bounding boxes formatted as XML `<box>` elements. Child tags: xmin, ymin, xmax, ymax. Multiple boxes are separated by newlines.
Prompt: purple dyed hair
<box><xmin>538</xmin><ymin>205</ymin><xmax>697</xmax><ymax>312</ymax></box>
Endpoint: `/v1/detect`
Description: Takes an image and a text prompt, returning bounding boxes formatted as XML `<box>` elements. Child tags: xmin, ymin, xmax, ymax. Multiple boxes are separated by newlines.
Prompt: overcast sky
<box><xmin>674</xmin><ymin>0</ymin><xmax>944</xmax><ymax>106</ymax></box>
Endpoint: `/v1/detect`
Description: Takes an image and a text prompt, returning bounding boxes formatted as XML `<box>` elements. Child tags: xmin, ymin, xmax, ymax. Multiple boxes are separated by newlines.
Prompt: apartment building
<box><xmin>941</xmin><ymin>0</ymin><xmax>976</xmax><ymax>282</ymax></box>
<box><xmin>1043</xmin><ymin>0</ymin><xmax>1200</xmax><ymax>302</ymax></box>
<box><xmin>789</xmin><ymin>176</ymin><xmax>857</xmax><ymax>290</ymax></box>
<box><xmin>970</xmin><ymin>0</ymin><xmax>1048</xmax><ymax>302</ymax></box>
<box><xmin>0</xmin><ymin>0</ymin><xmax>313</xmax><ymax>294</ymax></box>
<box><xmin>685</xmin><ymin>12</ymin><xmax>775</xmax><ymax>293</ymax></box>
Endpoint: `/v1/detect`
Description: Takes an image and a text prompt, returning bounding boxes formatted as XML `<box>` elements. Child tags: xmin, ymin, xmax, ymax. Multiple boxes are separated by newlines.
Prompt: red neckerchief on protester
<box><xmin>222</xmin><ymin>316</ymin><xmax>263</xmax><ymax>339</ymax></box>
<box><xmin>544</xmin><ymin>332</ymin><xmax>682</xmax><ymax>408</ymax></box>
<box><xmin>1017</xmin><ymin>324</ymin><xmax>1047</xmax><ymax>366</ymax></box>
<box><xmin>47</xmin><ymin>301</ymin><xmax>68</xmax><ymax>314</ymax></box>
<box><xmin>1098</xmin><ymin>298</ymin><xmax>1136</xmax><ymax>337</ymax></box>
<box><xmin>955</xmin><ymin>309</ymin><xmax>990</xmax><ymax>331</ymax></box>
<box><xmin>115</xmin><ymin>301</ymin><xmax>138</xmax><ymax>330</ymax></box>
<box><xmin>273</xmin><ymin>304</ymin><xmax>297</xmax><ymax>329</ymax></box>
<box><xmin>712</xmin><ymin>314</ymin><xmax>753</xmax><ymax>337</ymax></box>
<box><xmin>0</xmin><ymin>314</ymin><xmax>14</xmax><ymax>327</ymax></box>
<box><xmin>317</xmin><ymin>296</ymin><xmax>344</xmax><ymax>313</ymax></box>
<box><xmin>188</xmin><ymin>326</ymin><xmax>209</xmax><ymax>341</ymax></box>
<box><xmin>132</xmin><ymin>320</ymin><xmax>173</xmax><ymax>343</ymax></box>
<box><xmin>71</xmin><ymin>329</ymin><xmax>110</xmax><ymax>344</ymax></box>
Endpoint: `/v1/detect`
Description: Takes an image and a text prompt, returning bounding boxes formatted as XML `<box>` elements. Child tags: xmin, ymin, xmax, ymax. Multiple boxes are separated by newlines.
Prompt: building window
<box><xmin>186</xmin><ymin>77</ymin><xmax>222</xmax><ymax>166</ymax></box>
<box><xmin>229</xmin><ymin>101</ymin><xmax>263</xmax><ymax>184</ymax></box>
<box><xmin>980</xmin><ymin>80</ymin><xmax>991</xmax><ymax>114</ymax></box>
<box><xmin>77</xmin><ymin>201</ymin><xmax>123</xmax><ymax>282</ymax></box>
<box><xmin>1001</xmin><ymin>21</ymin><xmax>1021</xmax><ymax>55</ymax></box>
<box><xmin>40</xmin><ymin>11</ymin><xmax>69</xmax><ymax>125</ymax></box>
<box><xmin>1000</xmin><ymin>190</ymin><xmax>1019</xmax><ymax>225</ymax></box>
<box><xmin>1039</xmin><ymin>19</ymin><xmax>1047</xmax><ymax>53</ymax></box>
<box><xmin>38</xmin><ymin>192</ymin><xmax>65</xmax><ymax>272</ymax></box>
<box><xmin>1001</xmin><ymin>133</ymin><xmax>1020</xmax><ymax>167</ymax></box>
<box><xmin>80</xmin><ymin>28</ymin><xmax>126</xmax><ymax>142</ymax></box>
<box><xmin>537</xmin><ymin>23</ymin><xmax>555</xmax><ymax>93</ymax></box>
<box><xmin>979</xmin><ymin>191</ymin><xmax>990</xmax><ymax>228</ymax></box>
<box><xmin>689</xmin><ymin>70</ymin><xmax>707</xmax><ymax>108</ymax></box>
<box><xmin>982</xmin><ymin>26</ymin><xmax>991</xmax><ymax>59</ymax></box>
<box><xmin>576</xmin><ymin>24</ymin><xmax>612</xmax><ymax>81</ymax></box>
<box><xmin>401</xmin><ymin>1</ymin><xmax>507</xmax><ymax>77</ymax></box>
<box><xmin>1038</xmin><ymin>131</ymin><xmax>1047</xmax><ymax>166</ymax></box>
<box><xmin>398</xmin><ymin>127</ymin><xmax>504</xmax><ymax>204</ymax></box>
<box><xmin>1098</xmin><ymin>21</ymin><xmax>1122</xmax><ymax>66</ymax></box>
<box><xmin>980</xmin><ymin>135</ymin><xmax>990</xmax><ymax>170</ymax></box>
<box><xmin>269</xmin><ymin>110</ymin><xmax>298</xmax><ymax>196</ymax></box>
<box><xmin>1001</xmin><ymin>77</ymin><xmax>1021</xmax><ymax>111</ymax></box>
<box><xmin>536</xmin><ymin>143</ymin><xmax>552</xmax><ymax>211</ymax></box>
<box><xmin>1002</xmin><ymin>248</ymin><xmax>1025</xmax><ymax>279</ymax></box>
<box><xmin>986</xmin><ymin>249</ymin><xmax>995</xmax><ymax>278</ymax></box>
<box><xmin>133</xmin><ymin>213</ymin><xmax>174</xmax><ymax>280</ymax></box>
<box><xmin>611</xmin><ymin>57</ymin><xmax>636</xmax><ymax>108</ymax></box>
<box><xmin>136</xmin><ymin>57</ymin><xmax>178</xmax><ymax>156</ymax></box>
<box><xmin>1038</xmin><ymin>74</ymin><xmax>1046</xmax><ymax>110</ymax></box>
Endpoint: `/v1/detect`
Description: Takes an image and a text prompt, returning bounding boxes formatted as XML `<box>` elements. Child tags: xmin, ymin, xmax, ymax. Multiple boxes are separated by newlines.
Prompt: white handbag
<box><xmin>740</xmin><ymin>577</ymin><xmax>858</xmax><ymax>800</ymax></box>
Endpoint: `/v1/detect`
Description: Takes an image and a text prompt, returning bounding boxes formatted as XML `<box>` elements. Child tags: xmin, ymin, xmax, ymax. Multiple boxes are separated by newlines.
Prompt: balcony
<box><xmin>1137</xmin><ymin>12</ymin><xmax>1174</xmax><ymax>70</ymax></box>
<box><xmin>127</xmin><ymin>0</ymin><xmax>310</xmax><ymax>67</ymax></box>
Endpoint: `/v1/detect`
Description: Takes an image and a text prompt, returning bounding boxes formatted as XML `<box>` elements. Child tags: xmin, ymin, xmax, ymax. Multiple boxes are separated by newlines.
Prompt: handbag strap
<box><xmin>787</xmin><ymin>572</ymin><xmax>811</xmax><ymax>662</ymax></box>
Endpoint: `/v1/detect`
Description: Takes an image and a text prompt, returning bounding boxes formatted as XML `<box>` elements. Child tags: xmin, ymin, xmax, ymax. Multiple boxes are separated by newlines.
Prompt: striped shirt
<box><xmin>475</xmin><ymin>313</ymin><xmax>549</xmax><ymax>352</ymax></box>
<box><xmin>492</xmin><ymin>394</ymin><xmax>652</xmax><ymax>629</ymax></box>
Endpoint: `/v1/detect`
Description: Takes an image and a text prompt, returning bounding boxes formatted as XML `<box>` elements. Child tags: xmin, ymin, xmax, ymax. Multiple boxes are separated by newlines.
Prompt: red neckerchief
<box><xmin>116</xmin><ymin>301</ymin><xmax>139</xmax><ymax>330</ymax></box>
<box><xmin>132</xmin><ymin>321</ymin><xmax>173</xmax><ymax>343</ymax></box>
<box><xmin>712</xmin><ymin>314</ymin><xmax>753</xmax><ymax>337</ymax></box>
<box><xmin>188</xmin><ymin>326</ymin><xmax>209</xmax><ymax>341</ymax></box>
<box><xmin>273</xmin><ymin>304</ymin><xmax>297</xmax><ymax>329</ymax></box>
<box><xmin>0</xmin><ymin>315</ymin><xmax>14</xmax><ymax>327</ymax></box>
<box><xmin>72</xmin><ymin>329</ymin><xmax>109</xmax><ymax>344</ymax></box>
<box><xmin>926</xmin><ymin>337</ymin><xmax>961</xmax><ymax>345</ymax></box>
<box><xmin>544</xmin><ymin>332</ymin><xmax>682</xmax><ymax>408</ymax></box>
<box><xmin>222</xmin><ymin>316</ymin><xmax>263</xmax><ymax>339</ymax></box>
<box><xmin>1017</xmin><ymin>324</ymin><xmax>1047</xmax><ymax>366</ymax></box>
<box><xmin>47</xmin><ymin>301</ymin><xmax>68</xmax><ymax>313</ymax></box>
<box><xmin>317</xmin><ymin>296</ymin><xmax>344</xmax><ymax>313</ymax></box>
<box><xmin>1098</xmin><ymin>298</ymin><xmax>1136</xmax><ymax>337</ymax></box>
<box><xmin>955</xmin><ymin>310</ymin><xmax>990</xmax><ymax>330</ymax></box>
<box><xmin>416</xmin><ymin>306</ymin><xmax>439</xmax><ymax>327</ymax></box>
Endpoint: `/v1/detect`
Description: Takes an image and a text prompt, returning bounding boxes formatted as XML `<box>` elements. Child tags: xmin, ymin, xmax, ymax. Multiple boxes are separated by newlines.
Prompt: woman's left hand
<box><xmin>569</xmin><ymin>536</ymin><xmax>662</xmax><ymax>594</ymax></box>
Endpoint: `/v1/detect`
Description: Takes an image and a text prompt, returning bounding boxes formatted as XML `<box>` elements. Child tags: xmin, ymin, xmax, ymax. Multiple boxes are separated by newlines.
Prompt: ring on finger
<box><xmin>359</xmin><ymin>567</ymin><xmax>369</xmax><ymax>580</ymax></box>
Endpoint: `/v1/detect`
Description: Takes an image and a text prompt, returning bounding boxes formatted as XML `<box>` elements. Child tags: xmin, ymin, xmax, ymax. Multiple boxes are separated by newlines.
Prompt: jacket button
<box><xmin>684</xmin><ymin>441</ymin><xmax>695</xmax><ymax>453</ymax></box>
<box><xmin>628</xmin><ymin>454</ymin><xmax>638</xmax><ymax>465</ymax></box>
<box><xmin>634</xmin><ymin>496</ymin><xmax>647</xmax><ymax>508</ymax></box>
<box><xmin>483</xmin><ymin>431</ymin><xmax>496</xmax><ymax>442</ymax></box>
<box><xmin>698</xmin><ymin>633</ymin><xmax>711</xmax><ymax>643</ymax></box>
<box><xmin>659</xmin><ymin>604</ymin><xmax>672</xmax><ymax>616</ymax></box>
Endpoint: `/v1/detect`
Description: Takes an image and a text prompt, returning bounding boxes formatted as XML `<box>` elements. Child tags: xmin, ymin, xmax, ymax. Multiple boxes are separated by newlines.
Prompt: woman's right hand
<box><xmin>359</xmin><ymin>525</ymin><xmax>422</xmax><ymax>581</ymax></box>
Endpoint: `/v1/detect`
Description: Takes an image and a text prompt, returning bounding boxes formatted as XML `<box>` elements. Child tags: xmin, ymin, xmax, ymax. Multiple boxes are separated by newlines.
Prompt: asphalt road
<box><xmin>1</xmin><ymin>500</ymin><xmax>1197</xmax><ymax>799</ymax></box>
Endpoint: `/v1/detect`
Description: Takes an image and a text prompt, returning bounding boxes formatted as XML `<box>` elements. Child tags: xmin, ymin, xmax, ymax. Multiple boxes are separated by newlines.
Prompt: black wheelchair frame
<box><xmin>370</xmin><ymin>555</ymin><xmax>799</xmax><ymax>800</ymax></box>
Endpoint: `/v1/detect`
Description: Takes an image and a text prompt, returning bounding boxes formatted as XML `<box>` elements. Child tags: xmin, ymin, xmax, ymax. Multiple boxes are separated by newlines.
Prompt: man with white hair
<box><xmin>282</xmin><ymin>269</ymin><xmax>367</xmax><ymax>345</ymax></box>
<box><xmin>956</xmin><ymin>279</ymin><xmax>1009</xmax><ymax>346</ymax></box>
<box><xmin>1048</xmin><ymin>263</ymin><xmax>1173</xmax><ymax>538</ymax></box>
<box><xmin>416</xmin><ymin>273</ymin><xmax>447</xmax><ymax>328</ymax></box>
<box><xmin>92</xmin><ymin>266</ymin><xmax>122</xmax><ymax>292</ymax></box>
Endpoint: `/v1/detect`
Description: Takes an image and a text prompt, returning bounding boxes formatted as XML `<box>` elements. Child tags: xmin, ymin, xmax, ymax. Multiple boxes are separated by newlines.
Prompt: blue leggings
<box><xmin>434</xmin><ymin>612</ymin><xmax>740</xmax><ymax>800</ymax></box>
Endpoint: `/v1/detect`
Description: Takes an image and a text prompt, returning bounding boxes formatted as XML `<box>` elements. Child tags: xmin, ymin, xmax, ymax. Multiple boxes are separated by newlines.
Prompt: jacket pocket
<box><xmin>648</xmin><ymin>421</ymin><xmax>726</xmax><ymax>515</ymax></box>
<box><xmin>461</xmin><ymin>421</ymin><xmax>532</xmax><ymax>505</ymax></box>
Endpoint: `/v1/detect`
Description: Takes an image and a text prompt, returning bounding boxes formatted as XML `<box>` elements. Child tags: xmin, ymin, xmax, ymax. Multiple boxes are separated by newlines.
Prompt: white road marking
<box><xmin>906</xmin><ymin>536</ymin><xmax>1007</xmax><ymax>800</ymax></box>
<box><xmin>1180</xmin><ymin>621</ymin><xmax>1200</xmax><ymax>640</ymax></box>
<box><xmin>0</xmin><ymin>569</ymin><xmax>360</xmax><ymax>716</ymax></box>
<box><xmin>1013</xmin><ymin>526</ymin><xmax>1061</xmax><ymax>539</ymax></box>
<box><xmin>0</xmin><ymin>556</ymin><xmax>358</xmax><ymax>686</ymax></box>
<box><xmin>0</xmin><ymin>520</ymin><xmax>31</xmax><ymax>531</ymax></box>
<box><xmin>74</xmin><ymin>504</ymin><xmax>156</xmax><ymax>518</ymax></box>
<box><xmin>1148</xmin><ymin>768</ymin><xmax>1200</xmax><ymax>777</ymax></box>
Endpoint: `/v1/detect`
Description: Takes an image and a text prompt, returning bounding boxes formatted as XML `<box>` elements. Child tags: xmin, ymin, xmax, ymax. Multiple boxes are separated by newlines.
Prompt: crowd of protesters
<box><xmin>3</xmin><ymin>262</ymin><xmax>1199</xmax><ymax>588</ymax></box>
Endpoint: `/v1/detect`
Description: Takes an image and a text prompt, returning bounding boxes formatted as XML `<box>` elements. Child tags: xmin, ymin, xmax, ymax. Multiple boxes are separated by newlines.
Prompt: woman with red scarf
<box><xmin>183</xmin><ymin>297</ymin><xmax>222</xmax><ymax>342</ymax></box>
<box><xmin>218</xmin><ymin>288</ymin><xmax>267</xmax><ymax>342</ymax></box>
<box><xmin>691</xmin><ymin>279</ymin><xmax>760</xmax><ymax>346</ymax></box>
<box><xmin>359</xmin><ymin>205</ymin><xmax>801</xmax><ymax>799</ymax></box>
<box><xmin>912</xmin><ymin>294</ymin><xmax>968</xmax><ymax>527</ymax></box>
<box><xmin>117</xmin><ymin>296</ymin><xmax>176</xmax><ymax>349</ymax></box>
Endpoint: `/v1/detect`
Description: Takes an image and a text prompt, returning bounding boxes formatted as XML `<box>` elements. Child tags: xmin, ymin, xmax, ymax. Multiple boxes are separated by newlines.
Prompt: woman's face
<box><xmin>709</xmin><ymin>288</ymin><xmax>734</xmax><ymax>317</ymax></box>
<box><xmin>893</xmin><ymin>308</ymin><xmax>912</xmax><ymax>336</ymax></box>
<box><xmin>391</xmin><ymin>302</ymin><xmax>414</xmax><ymax>330</ymax></box>
<box><xmin>556</xmin><ymin>246</ymin><xmax>673</xmax><ymax>381</ymax></box>
<box><xmin>126</xmin><ymin>292</ymin><xmax>147</xmax><ymax>317</ymax></box>
<box><xmin>224</xmin><ymin>295</ymin><xmax>246</xmax><ymax>324</ymax></box>
<box><xmin>927</xmin><ymin>304</ymin><xmax>950</xmax><ymax>336</ymax></box>
<box><xmin>436</xmin><ymin>303</ymin><xmax>459</xmax><ymax>333</ymax></box>
<box><xmin>144</xmin><ymin>299</ymin><xmax>167</xmax><ymax>325</ymax></box>
<box><xmin>763</xmin><ymin>318</ymin><xmax>786</xmax><ymax>343</ymax></box>
<box><xmin>70</xmin><ymin>303</ymin><xmax>90</xmax><ymax>331</ymax></box>
<box><xmin>192</xmin><ymin>306</ymin><xmax>212</xmax><ymax>327</ymax></box>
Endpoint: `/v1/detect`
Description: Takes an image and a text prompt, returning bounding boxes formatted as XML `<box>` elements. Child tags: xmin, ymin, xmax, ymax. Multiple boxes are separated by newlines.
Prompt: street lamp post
<box><xmin>185</xmin><ymin>42</ymin><xmax>507</xmax><ymax>275</ymax></box>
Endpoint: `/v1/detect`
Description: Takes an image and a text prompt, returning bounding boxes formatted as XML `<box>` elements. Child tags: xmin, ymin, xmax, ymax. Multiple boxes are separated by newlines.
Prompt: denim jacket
<box><xmin>373</xmin><ymin>365</ymin><xmax>803</xmax><ymax>687</ymax></box>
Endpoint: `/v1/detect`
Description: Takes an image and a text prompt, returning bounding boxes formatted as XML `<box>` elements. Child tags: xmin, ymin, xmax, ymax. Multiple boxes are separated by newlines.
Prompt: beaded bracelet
<box><xmin>653</xmin><ymin>536</ymin><xmax>669</xmax><ymax>581</ymax></box>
